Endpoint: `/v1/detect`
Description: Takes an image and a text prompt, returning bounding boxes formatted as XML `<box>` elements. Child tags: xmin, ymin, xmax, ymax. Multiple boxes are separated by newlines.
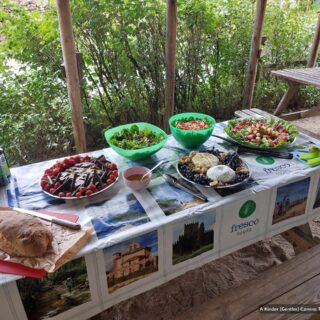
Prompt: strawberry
<box><xmin>58</xmin><ymin>192</ymin><xmax>65</xmax><ymax>198</ymax></box>
<box><xmin>41</xmin><ymin>180</ymin><xmax>48</xmax><ymax>188</ymax></box>
<box><xmin>54</xmin><ymin>182</ymin><xmax>61</xmax><ymax>189</ymax></box>
<box><xmin>76</xmin><ymin>192</ymin><xmax>82</xmax><ymax>198</ymax></box>
<box><xmin>68</xmin><ymin>159</ymin><xmax>76</xmax><ymax>166</ymax></box>
<box><xmin>44</xmin><ymin>185</ymin><xmax>50</xmax><ymax>192</ymax></box>
<box><xmin>49</xmin><ymin>188</ymin><xmax>55</xmax><ymax>194</ymax></box>
<box><xmin>74</xmin><ymin>156</ymin><xmax>81</xmax><ymax>163</ymax></box>
<box><xmin>86</xmin><ymin>190</ymin><xmax>93</xmax><ymax>197</ymax></box>
<box><xmin>52</xmin><ymin>168</ymin><xmax>60</xmax><ymax>176</ymax></box>
<box><xmin>109</xmin><ymin>163</ymin><xmax>117</xmax><ymax>171</ymax></box>
<box><xmin>45</xmin><ymin>169</ymin><xmax>53</xmax><ymax>176</ymax></box>
<box><xmin>79</xmin><ymin>187</ymin><xmax>87</xmax><ymax>195</ymax></box>
<box><xmin>88</xmin><ymin>183</ymin><xmax>96</xmax><ymax>191</ymax></box>
<box><xmin>109</xmin><ymin>175</ymin><xmax>116</xmax><ymax>182</ymax></box>
<box><xmin>66</xmin><ymin>192</ymin><xmax>72</xmax><ymax>197</ymax></box>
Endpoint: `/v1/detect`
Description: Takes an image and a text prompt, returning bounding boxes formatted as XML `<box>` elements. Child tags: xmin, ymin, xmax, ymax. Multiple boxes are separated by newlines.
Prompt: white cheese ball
<box><xmin>207</xmin><ymin>165</ymin><xmax>235</xmax><ymax>183</ymax></box>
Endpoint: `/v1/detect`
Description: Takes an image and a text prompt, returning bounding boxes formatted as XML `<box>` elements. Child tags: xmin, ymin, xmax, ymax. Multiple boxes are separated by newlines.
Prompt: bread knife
<box><xmin>12</xmin><ymin>207</ymin><xmax>81</xmax><ymax>230</ymax></box>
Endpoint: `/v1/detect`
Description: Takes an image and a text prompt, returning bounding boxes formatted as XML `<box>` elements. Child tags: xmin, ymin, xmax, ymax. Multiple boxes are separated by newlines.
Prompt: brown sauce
<box><xmin>126</xmin><ymin>174</ymin><xmax>148</xmax><ymax>181</ymax></box>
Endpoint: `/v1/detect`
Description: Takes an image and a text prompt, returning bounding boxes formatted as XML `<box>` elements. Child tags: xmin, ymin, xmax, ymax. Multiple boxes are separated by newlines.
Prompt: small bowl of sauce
<box><xmin>122</xmin><ymin>166</ymin><xmax>152</xmax><ymax>191</ymax></box>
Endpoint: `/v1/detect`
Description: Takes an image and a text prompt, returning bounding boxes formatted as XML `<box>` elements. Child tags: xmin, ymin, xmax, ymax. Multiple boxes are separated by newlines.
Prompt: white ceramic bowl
<box><xmin>122</xmin><ymin>166</ymin><xmax>152</xmax><ymax>191</ymax></box>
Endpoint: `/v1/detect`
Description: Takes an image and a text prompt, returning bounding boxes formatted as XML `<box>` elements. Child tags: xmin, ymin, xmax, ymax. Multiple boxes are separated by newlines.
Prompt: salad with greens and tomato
<box><xmin>109</xmin><ymin>124</ymin><xmax>165</xmax><ymax>150</ymax></box>
<box><xmin>172</xmin><ymin>117</ymin><xmax>212</xmax><ymax>131</ymax></box>
<box><xmin>224</xmin><ymin>117</ymin><xmax>298</xmax><ymax>149</ymax></box>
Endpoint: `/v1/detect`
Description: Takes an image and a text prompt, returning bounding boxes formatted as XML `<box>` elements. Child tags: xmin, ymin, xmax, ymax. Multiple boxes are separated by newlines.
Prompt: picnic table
<box><xmin>1</xmin><ymin>112</ymin><xmax>320</xmax><ymax>320</ymax></box>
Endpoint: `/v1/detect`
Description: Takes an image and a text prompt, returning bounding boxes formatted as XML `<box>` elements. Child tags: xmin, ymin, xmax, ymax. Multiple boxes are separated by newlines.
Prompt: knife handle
<box><xmin>51</xmin><ymin>217</ymin><xmax>81</xmax><ymax>230</ymax></box>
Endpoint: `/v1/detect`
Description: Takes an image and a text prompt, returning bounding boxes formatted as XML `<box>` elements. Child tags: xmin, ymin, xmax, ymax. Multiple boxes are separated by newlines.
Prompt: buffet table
<box><xmin>1</xmin><ymin>120</ymin><xmax>320</xmax><ymax>320</ymax></box>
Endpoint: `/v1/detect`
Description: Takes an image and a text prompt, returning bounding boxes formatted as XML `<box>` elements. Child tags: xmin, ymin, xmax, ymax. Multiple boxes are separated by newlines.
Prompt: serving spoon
<box><xmin>140</xmin><ymin>160</ymin><xmax>169</xmax><ymax>181</ymax></box>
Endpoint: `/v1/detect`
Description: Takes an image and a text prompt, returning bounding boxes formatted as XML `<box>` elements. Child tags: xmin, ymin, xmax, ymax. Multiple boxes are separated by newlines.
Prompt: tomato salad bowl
<box><xmin>169</xmin><ymin>112</ymin><xmax>216</xmax><ymax>148</ymax></box>
<box><xmin>40</xmin><ymin>154</ymin><xmax>119</xmax><ymax>200</ymax></box>
<box><xmin>224</xmin><ymin>117</ymin><xmax>298</xmax><ymax>149</ymax></box>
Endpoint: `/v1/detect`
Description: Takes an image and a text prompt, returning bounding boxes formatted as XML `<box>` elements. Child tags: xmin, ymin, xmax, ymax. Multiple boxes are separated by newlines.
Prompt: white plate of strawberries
<box><xmin>40</xmin><ymin>154</ymin><xmax>119</xmax><ymax>199</ymax></box>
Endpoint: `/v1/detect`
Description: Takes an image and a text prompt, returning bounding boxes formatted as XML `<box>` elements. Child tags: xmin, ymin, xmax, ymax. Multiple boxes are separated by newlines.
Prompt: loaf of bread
<box><xmin>0</xmin><ymin>209</ymin><xmax>53</xmax><ymax>257</ymax></box>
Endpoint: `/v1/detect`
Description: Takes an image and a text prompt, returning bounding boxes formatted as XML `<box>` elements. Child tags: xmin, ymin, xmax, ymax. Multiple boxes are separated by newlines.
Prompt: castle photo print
<box><xmin>172</xmin><ymin>212</ymin><xmax>215</xmax><ymax>265</ymax></box>
<box><xmin>103</xmin><ymin>230</ymin><xmax>158</xmax><ymax>293</ymax></box>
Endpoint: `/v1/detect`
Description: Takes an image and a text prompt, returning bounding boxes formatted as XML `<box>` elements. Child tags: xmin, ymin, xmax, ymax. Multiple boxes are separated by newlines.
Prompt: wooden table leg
<box><xmin>274</xmin><ymin>83</ymin><xmax>299</xmax><ymax>116</ymax></box>
<box><xmin>281</xmin><ymin>223</ymin><xmax>320</xmax><ymax>255</ymax></box>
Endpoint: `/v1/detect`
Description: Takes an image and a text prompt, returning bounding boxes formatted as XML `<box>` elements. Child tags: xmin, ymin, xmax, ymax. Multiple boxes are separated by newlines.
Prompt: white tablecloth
<box><xmin>1</xmin><ymin>121</ymin><xmax>320</xmax><ymax>320</ymax></box>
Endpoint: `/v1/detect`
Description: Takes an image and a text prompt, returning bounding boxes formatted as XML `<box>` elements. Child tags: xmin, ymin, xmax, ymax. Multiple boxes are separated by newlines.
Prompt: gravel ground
<box><xmin>294</xmin><ymin>115</ymin><xmax>320</xmax><ymax>138</ymax></box>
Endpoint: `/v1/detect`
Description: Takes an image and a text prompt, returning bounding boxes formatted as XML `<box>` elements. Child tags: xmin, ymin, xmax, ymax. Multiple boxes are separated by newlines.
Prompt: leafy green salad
<box><xmin>224</xmin><ymin>117</ymin><xmax>298</xmax><ymax>149</ymax></box>
<box><xmin>110</xmin><ymin>124</ymin><xmax>165</xmax><ymax>150</ymax></box>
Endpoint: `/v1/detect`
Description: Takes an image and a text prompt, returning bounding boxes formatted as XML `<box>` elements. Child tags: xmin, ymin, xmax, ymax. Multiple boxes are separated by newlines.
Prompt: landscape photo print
<box><xmin>272</xmin><ymin>177</ymin><xmax>310</xmax><ymax>225</ymax></box>
<box><xmin>16</xmin><ymin>257</ymin><xmax>91</xmax><ymax>320</ymax></box>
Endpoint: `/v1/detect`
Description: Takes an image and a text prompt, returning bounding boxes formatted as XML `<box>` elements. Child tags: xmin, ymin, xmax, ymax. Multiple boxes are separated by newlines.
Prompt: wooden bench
<box><xmin>270</xmin><ymin>13</ymin><xmax>320</xmax><ymax>120</ymax></box>
<box><xmin>272</xmin><ymin>68</ymin><xmax>320</xmax><ymax>118</ymax></box>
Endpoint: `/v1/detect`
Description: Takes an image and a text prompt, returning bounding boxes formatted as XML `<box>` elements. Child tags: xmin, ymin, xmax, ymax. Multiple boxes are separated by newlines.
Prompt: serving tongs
<box><xmin>211</xmin><ymin>134</ymin><xmax>293</xmax><ymax>159</ymax></box>
<box><xmin>162</xmin><ymin>174</ymin><xmax>208</xmax><ymax>202</ymax></box>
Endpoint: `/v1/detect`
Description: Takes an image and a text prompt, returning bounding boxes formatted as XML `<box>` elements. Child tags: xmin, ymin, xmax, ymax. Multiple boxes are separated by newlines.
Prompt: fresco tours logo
<box><xmin>255</xmin><ymin>156</ymin><xmax>293</xmax><ymax>175</ymax></box>
<box><xmin>231</xmin><ymin>200</ymin><xmax>259</xmax><ymax>235</ymax></box>
<box><xmin>255</xmin><ymin>156</ymin><xmax>275</xmax><ymax>165</ymax></box>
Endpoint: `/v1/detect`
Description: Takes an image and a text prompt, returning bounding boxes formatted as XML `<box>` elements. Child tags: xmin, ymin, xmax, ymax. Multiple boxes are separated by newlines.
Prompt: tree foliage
<box><xmin>0</xmin><ymin>0</ymin><xmax>318</xmax><ymax>164</ymax></box>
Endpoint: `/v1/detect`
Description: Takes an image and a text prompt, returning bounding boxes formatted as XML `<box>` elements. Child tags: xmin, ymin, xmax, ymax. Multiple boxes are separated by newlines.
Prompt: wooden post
<box><xmin>274</xmin><ymin>12</ymin><xmax>320</xmax><ymax>115</ymax></box>
<box><xmin>307</xmin><ymin>12</ymin><xmax>320</xmax><ymax>67</ymax></box>
<box><xmin>56</xmin><ymin>0</ymin><xmax>86</xmax><ymax>153</ymax></box>
<box><xmin>243</xmin><ymin>0</ymin><xmax>267</xmax><ymax>109</ymax></box>
<box><xmin>164</xmin><ymin>0</ymin><xmax>177</xmax><ymax>132</ymax></box>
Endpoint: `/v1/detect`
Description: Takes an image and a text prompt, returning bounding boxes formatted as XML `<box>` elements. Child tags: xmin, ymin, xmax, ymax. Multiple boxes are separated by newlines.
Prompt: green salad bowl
<box><xmin>169</xmin><ymin>112</ymin><xmax>216</xmax><ymax>148</ymax></box>
<box><xmin>105</xmin><ymin>122</ymin><xmax>168</xmax><ymax>161</ymax></box>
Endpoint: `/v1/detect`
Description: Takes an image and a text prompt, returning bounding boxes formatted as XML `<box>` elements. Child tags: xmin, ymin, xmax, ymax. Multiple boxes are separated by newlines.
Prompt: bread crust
<box><xmin>0</xmin><ymin>210</ymin><xmax>53</xmax><ymax>257</ymax></box>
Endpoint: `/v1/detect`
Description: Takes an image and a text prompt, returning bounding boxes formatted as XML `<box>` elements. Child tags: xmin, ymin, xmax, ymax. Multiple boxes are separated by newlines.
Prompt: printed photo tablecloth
<box><xmin>1</xmin><ymin>121</ymin><xmax>320</xmax><ymax>320</ymax></box>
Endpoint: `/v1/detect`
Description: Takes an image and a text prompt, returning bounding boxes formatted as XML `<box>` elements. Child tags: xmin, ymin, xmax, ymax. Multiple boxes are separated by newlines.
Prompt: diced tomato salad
<box><xmin>225</xmin><ymin>118</ymin><xmax>298</xmax><ymax>148</ymax></box>
<box><xmin>176</xmin><ymin>119</ymin><xmax>210</xmax><ymax>131</ymax></box>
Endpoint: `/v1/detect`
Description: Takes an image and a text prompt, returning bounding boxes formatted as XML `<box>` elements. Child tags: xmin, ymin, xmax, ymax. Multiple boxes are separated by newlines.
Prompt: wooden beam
<box><xmin>56</xmin><ymin>0</ymin><xmax>86</xmax><ymax>153</ymax></box>
<box><xmin>164</xmin><ymin>0</ymin><xmax>177</xmax><ymax>132</ymax></box>
<box><xmin>307</xmin><ymin>12</ymin><xmax>320</xmax><ymax>67</ymax></box>
<box><xmin>243</xmin><ymin>0</ymin><xmax>267</xmax><ymax>109</ymax></box>
<box><xmin>273</xmin><ymin>82</ymin><xmax>299</xmax><ymax>116</ymax></box>
<box><xmin>279</xmin><ymin>106</ymin><xmax>320</xmax><ymax>121</ymax></box>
